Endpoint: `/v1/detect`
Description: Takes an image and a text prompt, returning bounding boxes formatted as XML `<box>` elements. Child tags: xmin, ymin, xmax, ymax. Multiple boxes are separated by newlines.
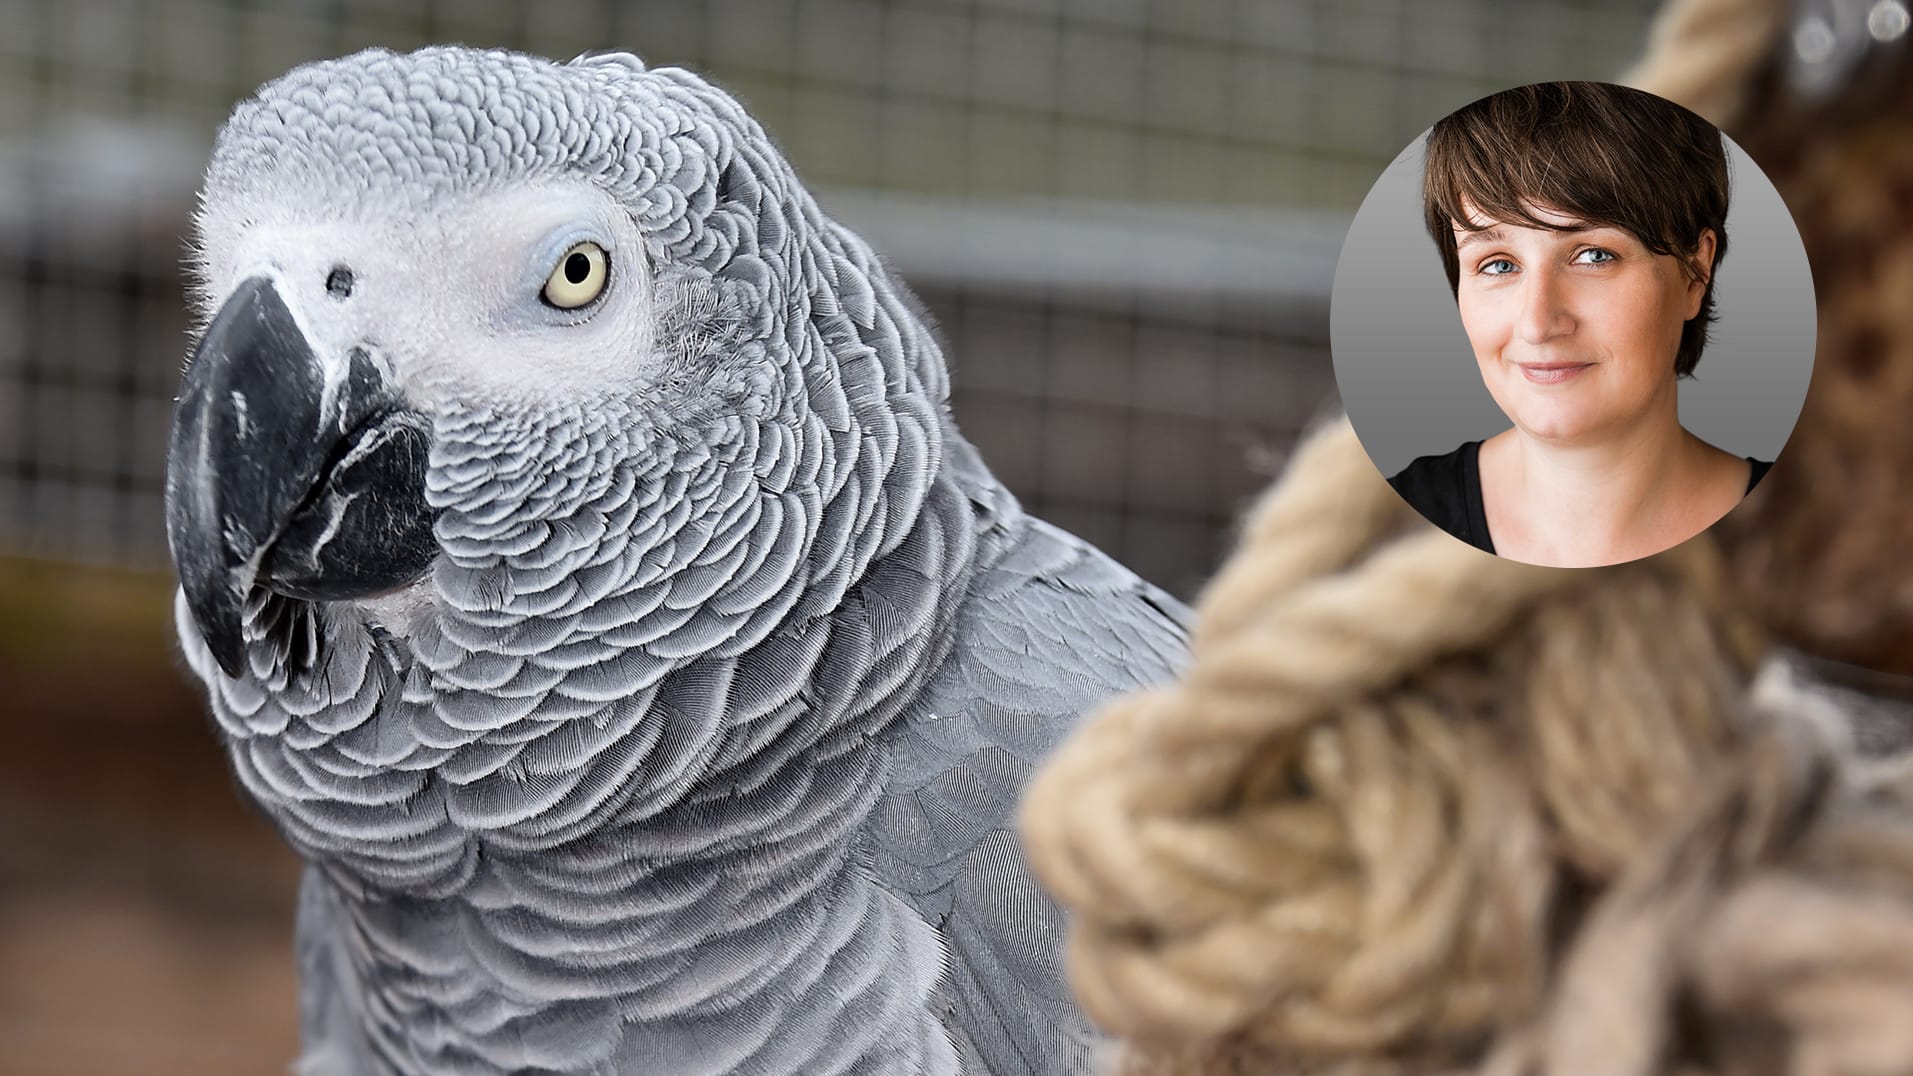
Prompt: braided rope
<box><xmin>1619</xmin><ymin>0</ymin><xmax>1790</xmax><ymax>127</ymax></box>
<box><xmin>1021</xmin><ymin>418</ymin><xmax>1913</xmax><ymax>1074</ymax></box>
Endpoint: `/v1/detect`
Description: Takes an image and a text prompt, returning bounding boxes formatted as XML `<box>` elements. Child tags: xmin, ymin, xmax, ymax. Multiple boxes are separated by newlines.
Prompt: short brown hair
<box><xmin>1422</xmin><ymin>81</ymin><xmax>1730</xmax><ymax>378</ymax></box>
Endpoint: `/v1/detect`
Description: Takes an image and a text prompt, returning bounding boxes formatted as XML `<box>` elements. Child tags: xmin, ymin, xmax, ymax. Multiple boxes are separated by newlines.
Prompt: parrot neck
<box><xmin>264</xmin><ymin>454</ymin><xmax>991</xmax><ymax>1075</ymax></box>
<box><xmin>188</xmin><ymin>394</ymin><xmax>1004</xmax><ymax>1073</ymax></box>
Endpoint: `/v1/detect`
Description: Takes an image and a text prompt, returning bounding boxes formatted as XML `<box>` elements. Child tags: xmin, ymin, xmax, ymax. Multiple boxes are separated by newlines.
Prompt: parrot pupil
<box><xmin>565</xmin><ymin>252</ymin><xmax>591</xmax><ymax>284</ymax></box>
<box><xmin>326</xmin><ymin>267</ymin><xmax>354</xmax><ymax>299</ymax></box>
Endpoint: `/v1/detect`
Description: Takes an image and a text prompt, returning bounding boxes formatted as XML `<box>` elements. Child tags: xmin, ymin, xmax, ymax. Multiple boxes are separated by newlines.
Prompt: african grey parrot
<box><xmin>164</xmin><ymin>45</ymin><xmax>1190</xmax><ymax>1076</ymax></box>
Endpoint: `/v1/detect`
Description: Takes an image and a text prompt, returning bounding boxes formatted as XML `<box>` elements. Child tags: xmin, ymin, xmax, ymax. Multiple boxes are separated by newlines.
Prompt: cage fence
<box><xmin>0</xmin><ymin>0</ymin><xmax>1660</xmax><ymax>599</ymax></box>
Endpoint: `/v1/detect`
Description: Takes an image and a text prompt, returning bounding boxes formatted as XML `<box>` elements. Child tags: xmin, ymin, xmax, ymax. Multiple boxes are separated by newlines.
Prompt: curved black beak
<box><xmin>165</xmin><ymin>276</ymin><xmax>437</xmax><ymax>678</ymax></box>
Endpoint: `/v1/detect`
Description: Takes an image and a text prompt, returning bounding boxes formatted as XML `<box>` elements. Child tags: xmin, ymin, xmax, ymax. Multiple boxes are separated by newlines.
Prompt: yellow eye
<box><xmin>542</xmin><ymin>241</ymin><xmax>608</xmax><ymax>309</ymax></box>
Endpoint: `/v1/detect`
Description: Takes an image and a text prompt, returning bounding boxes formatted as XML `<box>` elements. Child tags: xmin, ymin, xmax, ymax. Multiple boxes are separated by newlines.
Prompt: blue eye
<box><xmin>1479</xmin><ymin>258</ymin><xmax>1516</xmax><ymax>276</ymax></box>
<box><xmin>1574</xmin><ymin>247</ymin><xmax>1617</xmax><ymax>265</ymax></box>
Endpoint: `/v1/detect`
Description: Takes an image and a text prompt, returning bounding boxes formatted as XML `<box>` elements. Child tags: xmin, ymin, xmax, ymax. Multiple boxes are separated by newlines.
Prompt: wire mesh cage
<box><xmin>0</xmin><ymin>0</ymin><xmax>1660</xmax><ymax>596</ymax></box>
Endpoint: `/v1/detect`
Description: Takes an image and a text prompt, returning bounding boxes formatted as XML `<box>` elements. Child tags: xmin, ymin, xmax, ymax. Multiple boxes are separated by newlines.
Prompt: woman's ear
<box><xmin>1683</xmin><ymin>229</ymin><xmax>1718</xmax><ymax>319</ymax></box>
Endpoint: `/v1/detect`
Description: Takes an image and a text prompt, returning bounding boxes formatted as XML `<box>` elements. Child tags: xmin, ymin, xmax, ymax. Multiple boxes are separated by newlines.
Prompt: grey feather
<box><xmin>173</xmin><ymin>44</ymin><xmax>1193</xmax><ymax>1075</ymax></box>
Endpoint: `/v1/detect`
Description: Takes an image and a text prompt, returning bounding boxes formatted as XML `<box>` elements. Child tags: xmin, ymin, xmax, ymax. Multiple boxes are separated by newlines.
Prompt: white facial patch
<box><xmin>195</xmin><ymin>183</ymin><xmax>658</xmax><ymax>412</ymax></box>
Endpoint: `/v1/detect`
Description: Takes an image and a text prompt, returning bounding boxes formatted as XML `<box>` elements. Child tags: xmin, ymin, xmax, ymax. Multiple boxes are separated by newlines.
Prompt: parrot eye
<box><xmin>542</xmin><ymin>241</ymin><xmax>609</xmax><ymax>310</ymax></box>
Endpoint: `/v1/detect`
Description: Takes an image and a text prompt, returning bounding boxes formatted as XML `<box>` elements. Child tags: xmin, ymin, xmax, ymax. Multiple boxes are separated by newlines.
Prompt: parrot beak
<box><xmin>165</xmin><ymin>276</ymin><xmax>438</xmax><ymax>678</ymax></box>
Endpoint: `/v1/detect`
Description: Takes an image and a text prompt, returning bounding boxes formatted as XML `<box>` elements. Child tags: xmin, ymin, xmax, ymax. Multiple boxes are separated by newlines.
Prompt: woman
<box><xmin>1389</xmin><ymin>81</ymin><xmax>1769</xmax><ymax>568</ymax></box>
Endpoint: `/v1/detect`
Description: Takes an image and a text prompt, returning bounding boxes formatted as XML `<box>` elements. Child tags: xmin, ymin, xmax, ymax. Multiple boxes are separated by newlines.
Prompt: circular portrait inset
<box><xmin>1332</xmin><ymin>81</ymin><xmax>1814</xmax><ymax>569</ymax></box>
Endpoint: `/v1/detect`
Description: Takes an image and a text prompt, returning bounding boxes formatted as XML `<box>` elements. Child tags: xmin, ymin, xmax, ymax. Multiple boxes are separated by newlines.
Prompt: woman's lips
<box><xmin>1518</xmin><ymin>362</ymin><xmax>1593</xmax><ymax>385</ymax></box>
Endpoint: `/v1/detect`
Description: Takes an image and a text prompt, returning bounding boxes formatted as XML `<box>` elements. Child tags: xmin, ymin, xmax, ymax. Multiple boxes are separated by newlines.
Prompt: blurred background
<box><xmin>0</xmin><ymin>1</ymin><xmax>1661</xmax><ymax>1072</ymax></box>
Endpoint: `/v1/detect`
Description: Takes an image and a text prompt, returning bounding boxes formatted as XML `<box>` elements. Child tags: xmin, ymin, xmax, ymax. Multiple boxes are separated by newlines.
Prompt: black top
<box><xmin>1388</xmin><ymin>442</ymin><xmax>1773</xmax><ymax>555</ymax></box>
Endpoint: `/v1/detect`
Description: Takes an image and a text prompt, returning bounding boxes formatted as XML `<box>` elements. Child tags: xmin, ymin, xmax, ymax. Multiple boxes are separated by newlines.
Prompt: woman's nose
<box><xmin>1515</xmin><ymin>268</ymin><xmax>1576</xmax><ymax>345</ymax></box>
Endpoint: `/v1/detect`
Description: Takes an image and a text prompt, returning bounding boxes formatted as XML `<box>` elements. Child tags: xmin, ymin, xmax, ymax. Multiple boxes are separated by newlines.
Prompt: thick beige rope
<box><xmin>1619</xmin><ymin>0</ymin><xmax>1790</xmax><ymax>127</ymax></box>
<box><xmin>1022</xmin><ymin>419</ymin><xmax>1913</xmax><ymax>1076</ymax></box>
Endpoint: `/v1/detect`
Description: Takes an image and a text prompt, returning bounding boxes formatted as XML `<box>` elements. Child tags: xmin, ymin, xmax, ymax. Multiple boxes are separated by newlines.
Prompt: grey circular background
<box><xmin>1332</xmin><ymin>129</ymin><xmax>1816</xmax><ymax>478</ymax></box>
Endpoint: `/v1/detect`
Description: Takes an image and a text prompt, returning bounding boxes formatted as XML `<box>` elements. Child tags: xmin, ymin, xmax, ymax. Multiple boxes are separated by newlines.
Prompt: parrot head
<box><xmin>167</xmin><ymin>46</ymin><xmax>926</xmax><ymax>678</ymax></box>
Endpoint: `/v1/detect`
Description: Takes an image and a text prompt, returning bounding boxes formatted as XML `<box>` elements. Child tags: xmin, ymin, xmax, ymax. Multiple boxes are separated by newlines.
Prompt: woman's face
<box><xmin>1453</xmin><ymin>204</ymin><xmax>1714</xmax><ymax>446</ymax></box>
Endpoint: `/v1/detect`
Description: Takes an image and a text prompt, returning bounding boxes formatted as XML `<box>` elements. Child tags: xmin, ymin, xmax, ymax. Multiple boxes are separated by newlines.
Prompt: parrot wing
<box><xmin>867</xmin><ymin>500</ymin><xmax>1192</xmax><ymax>1075</ymax></box>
